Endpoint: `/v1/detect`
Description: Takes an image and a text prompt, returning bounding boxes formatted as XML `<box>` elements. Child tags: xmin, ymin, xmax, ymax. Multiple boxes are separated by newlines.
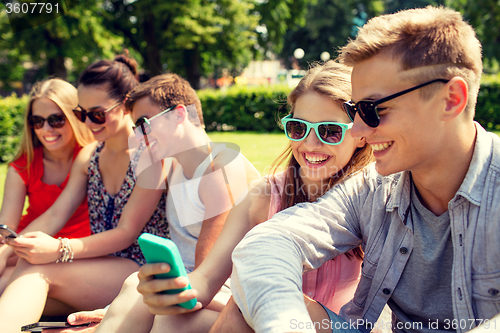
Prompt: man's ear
<box><xmin>441</xmin><ymin>77</ymin><xmax>468</xmax><ymax>121</ymax></box>
<box><xmin>173</xmin><ymin>105</ymin><xmax>187</xmax><ymax>124</ymax></box>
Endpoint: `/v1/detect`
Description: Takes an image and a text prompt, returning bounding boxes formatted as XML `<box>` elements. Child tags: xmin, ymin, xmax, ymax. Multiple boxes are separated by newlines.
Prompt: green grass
<box><xmin>207</xmin><ymin>131</ymin><xmax>289</xmax><ymax>175</ymax></box>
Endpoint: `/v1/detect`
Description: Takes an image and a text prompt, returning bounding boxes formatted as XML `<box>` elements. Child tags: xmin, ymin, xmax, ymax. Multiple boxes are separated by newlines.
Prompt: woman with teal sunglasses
<box><xmin>125</xmin><ymin>60</ymin><xmax>374</xmax><ymax>333</ymax></box>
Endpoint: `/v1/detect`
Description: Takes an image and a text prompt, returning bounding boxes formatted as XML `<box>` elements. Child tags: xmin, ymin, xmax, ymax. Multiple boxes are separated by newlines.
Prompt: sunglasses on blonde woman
<box><xmin>281</xmin><ymin>114</ymin><xmax>353</xmax><ymax>145</ymax></box>
<box><xmin>28</xmin><ymin>114</ymin><xmax>66</xmax><ymax>129</ymax></box>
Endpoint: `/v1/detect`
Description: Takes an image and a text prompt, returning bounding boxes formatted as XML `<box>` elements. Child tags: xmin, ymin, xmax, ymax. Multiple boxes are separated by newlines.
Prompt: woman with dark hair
<box><xmin>0</xmin><ymin>78</ymin><xmax>94</xmax><ymax>293</ymax></box>
<box><xmin>0</xmin><ymin>52</ymin><xmax>168</xmax><ymax>333</ymax></box>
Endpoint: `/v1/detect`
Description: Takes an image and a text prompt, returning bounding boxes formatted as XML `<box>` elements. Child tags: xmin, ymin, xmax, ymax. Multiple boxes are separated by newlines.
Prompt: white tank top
<box><xmin>166</xmin><ymin>143</ymin><xmax>227</xmax><ymax>273</ymax></box>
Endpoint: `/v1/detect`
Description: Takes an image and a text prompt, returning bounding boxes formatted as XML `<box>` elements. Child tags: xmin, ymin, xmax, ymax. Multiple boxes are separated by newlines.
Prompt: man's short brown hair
<box><xmin>340</xmin><ymin>6</ymin><xmax>482</xmax><ymax>116</ymax></box>
<box><xmin>125</xmin><ymin>73</ymin><xmax>204</xmax><ymax>127</ymax></box>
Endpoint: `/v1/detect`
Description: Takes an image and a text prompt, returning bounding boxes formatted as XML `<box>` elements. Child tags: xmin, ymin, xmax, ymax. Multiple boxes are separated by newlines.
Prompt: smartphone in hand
<box><xmin>21</xmin><ymin>322</ymin><xmax>90</xmax><ymax>331</ymax></box>
<box><xmin>0</xmin><ymin>224</ymin><xmax>19</xmax><ymax>241</ymax></box>
<box><xmin>138</xmin><ymin>233</ymin><xmax>197</xmax><ymax>309</ymax></box>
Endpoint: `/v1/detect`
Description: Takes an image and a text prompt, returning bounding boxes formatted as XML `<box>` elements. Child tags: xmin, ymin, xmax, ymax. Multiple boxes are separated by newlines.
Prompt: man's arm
<box><xmin>231</xmin><ymin>183</ymin><xmax>365</xmax><ymax>333</ymax></box>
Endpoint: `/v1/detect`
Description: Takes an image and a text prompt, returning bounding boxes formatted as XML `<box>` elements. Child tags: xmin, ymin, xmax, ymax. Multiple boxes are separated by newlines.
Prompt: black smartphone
<box><xmin>0</xmin><ymin>224</ymin><xmax>19</xmax><ymax>240</ymax></box>
<box><xmin>21</xmin><ymin>322</ymin><xmax>90</xmax><ymax>331</ymax></box>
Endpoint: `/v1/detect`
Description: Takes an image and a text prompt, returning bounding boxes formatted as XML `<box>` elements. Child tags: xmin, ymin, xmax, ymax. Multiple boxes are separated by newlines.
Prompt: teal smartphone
<box><xmin>138</xmin><ymin>233</ymin><xmax>197</xmax><ymax>309</ymax></box>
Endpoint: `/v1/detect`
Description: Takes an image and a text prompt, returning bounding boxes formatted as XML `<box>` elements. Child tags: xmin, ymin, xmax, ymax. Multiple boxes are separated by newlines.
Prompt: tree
<box><xmin>446</xmin><ymin>0</ymin><xmax>500</xmax><ymax>71</ymax></box>
<box><xmin>278</xmin><ymin>0</ymin><xmax>384</xmax><ymax>68</ymax></box>
<box><xmin>100</xmin><ymin>0</ymin><xmax>259</xmax><ymax>89</ymax></box>
<box><xmin>0</xmin><ymin>0</ymin><xmax>124</xmax><ymax>91</ymax></box>
<box><xmin>253</xmin><ymin>0</ymin><xmax>315</xmax><ymax>56</ymax></box>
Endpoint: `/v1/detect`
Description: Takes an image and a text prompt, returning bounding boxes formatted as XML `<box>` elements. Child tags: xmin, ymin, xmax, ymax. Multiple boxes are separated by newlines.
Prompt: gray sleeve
<box><xmin>231</xmin><ymin>167</ymin><xmax>377</xmax><ymax>332</ymax></box>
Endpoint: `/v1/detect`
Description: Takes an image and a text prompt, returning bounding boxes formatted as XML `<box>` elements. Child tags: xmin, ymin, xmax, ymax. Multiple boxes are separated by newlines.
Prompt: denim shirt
<box><xmin>231</xmin><ymin>123</ymin><xmax>500</xmax><ymax>333</ymax></box>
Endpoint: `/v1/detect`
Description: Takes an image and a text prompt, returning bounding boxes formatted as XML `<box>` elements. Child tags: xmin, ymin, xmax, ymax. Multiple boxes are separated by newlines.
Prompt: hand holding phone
<box><xmin>138</xmin><ymin>233</ymin><xmax>197</xmax><ymax>309</ymax></box>
<box><xmin>0</xmin><ymin>224</ymin><xmax>19</xmax><ymax>241</ymax></box>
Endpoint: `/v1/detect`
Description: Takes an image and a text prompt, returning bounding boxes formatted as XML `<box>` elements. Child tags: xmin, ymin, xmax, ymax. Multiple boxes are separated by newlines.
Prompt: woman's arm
<box><xmin>0</xmin><ymin>166</ymin><xmax>27</xmax><ymax>272</ymax></box>
<box><xmin>137</xmin><ymin>178</ymin><xmax>271</xmax><ymax>314</ymax></box>
<box><xmin>68</xmin><ymin>186</ymin><xmax>164</xmax><ymax>259</ymax></box>
<box><xmin>0</xmin><ymin>166</ymin><xmax>27</xmax><ymax>230</ymax></box>
<box><xmin>195</xmin><ymin>178</ymin><xmax>270</xmax><ymax>302</ymax></box>
<box><xmin>6</xmin><ymin>144</ymin><xmax>94</xmax><ymax>262</ymax></box>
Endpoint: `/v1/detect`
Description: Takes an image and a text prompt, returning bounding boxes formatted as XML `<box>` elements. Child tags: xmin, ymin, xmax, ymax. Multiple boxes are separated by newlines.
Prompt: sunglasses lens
<box><xmin>357</xmin><ymin>102</ymin><xmax>380</xmax><ymax>127</ymax></box>
<box><xmin>47</xmin><ymin>115</ymin><xmax>66</xmax><ymax>128</ymax></box>
<box><xmin>73</xmin><ymin>108</ymin><xmax>85</xmax><ymax>122</ymax></box>
<box><xmin>318</xmin><ymin>124</ymin><xmax>343</xmax><ymax>144</ymax></box>
<box><xmin>29</xmin><ymin>116</ymin><xmax>45</xmax><ymax>129</ymax></box>
<box><xmin>285</xmin><ymin>121</ymin><xmax>307</xmax><ymax>140</ymax></box>
<box><xmin>343</xmin><ymin>102</ymin><xmax>356</xmax><ymax>123</ymax></box>
<box><xmin>134</xmin><ymin>118</ymin><xmax>150</xmax><ymax>135</ymax></box>
<box><xmin>88</xmin><ymin>111</ymin><xmax>106</xmax><ymax>124</ymax></box>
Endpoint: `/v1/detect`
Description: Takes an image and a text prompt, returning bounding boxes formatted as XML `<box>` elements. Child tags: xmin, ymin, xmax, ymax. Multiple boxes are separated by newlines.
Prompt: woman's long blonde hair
<box><xmin>11</xmin><ymin>78</ymin><xmax>94</xmax><ymax>171</ymax></box>
<box><xmin>270</xmin><ymin>61</ymin><xmax>374</xmax><ymax>260</ymax></box>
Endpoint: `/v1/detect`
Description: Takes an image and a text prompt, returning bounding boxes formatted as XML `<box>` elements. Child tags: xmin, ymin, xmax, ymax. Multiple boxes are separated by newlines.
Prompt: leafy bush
<box><xmin>199</xmin><ymin>85</ymin><xmax>291</xmax><ymax>132</ymax></box>
<box><xmin>476</xmin><ymin>82</ymin><xmax>500</xmax><ymax>131</ymax></box>
<box><xmin>0</xmin><ymin>94</ymin><xmax>27</xmax><ymax>163</ymax></box>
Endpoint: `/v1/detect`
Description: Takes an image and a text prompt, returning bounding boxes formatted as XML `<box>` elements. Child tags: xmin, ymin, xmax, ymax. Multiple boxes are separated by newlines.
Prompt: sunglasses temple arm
<box><xmin>143</xmin><ymin>133</ymin><xmax>156</xmax><ymax>164</ymax></box>
<box><xmin>375</xmin><ymin>79</ymin><xmax>448</xmax><ymax>105</ymax></box>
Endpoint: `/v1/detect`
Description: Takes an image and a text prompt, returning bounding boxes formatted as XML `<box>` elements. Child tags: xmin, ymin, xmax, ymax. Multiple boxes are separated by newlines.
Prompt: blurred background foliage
<box><xmin>1</xmin><ymin>0</ymin><xmax>499</xmax><ymax>92</ymax></box>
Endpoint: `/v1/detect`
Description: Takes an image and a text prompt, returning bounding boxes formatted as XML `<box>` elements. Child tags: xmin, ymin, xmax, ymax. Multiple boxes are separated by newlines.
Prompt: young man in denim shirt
<box><xmin>230</xmin><ymin>6</ymin><xmax>500</xmax><ymax>333</ymax></box>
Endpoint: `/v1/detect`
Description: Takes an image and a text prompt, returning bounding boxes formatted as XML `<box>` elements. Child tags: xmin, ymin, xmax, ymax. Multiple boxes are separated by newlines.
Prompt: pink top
<box><xmin>268</xmin><ymin>172</ymin><xmax>361</xmax><ymax>313</ymax></box>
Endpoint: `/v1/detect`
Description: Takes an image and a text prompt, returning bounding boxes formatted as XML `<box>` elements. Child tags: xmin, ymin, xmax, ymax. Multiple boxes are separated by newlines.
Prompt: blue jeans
<box><xmin>318</xmin><ymin>302</ymin><xmax>365</xmax><ymax>333</ymax></box>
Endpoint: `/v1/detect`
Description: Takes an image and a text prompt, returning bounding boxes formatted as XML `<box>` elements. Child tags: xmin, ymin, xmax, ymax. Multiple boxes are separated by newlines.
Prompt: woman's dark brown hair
<box><xmin>78</xmin><ymin>50</ymin><xmax>139</xmax><ymax>101</ymax></box>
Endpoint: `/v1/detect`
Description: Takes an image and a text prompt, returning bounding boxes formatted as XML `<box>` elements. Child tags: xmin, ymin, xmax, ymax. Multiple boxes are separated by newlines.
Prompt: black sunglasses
<box><xmin>73</xmin><ymin>102</ymin><xmax>121</xmax><ymax>124</ymax></box>
<box><xmin>133</xmin><ymin>105</ymin><xmax>178</xmax><ymax>136</ymax></box>
<box><xmin>343</xmin><ymin>79</ymin><xmax>449</xmax><ymax>128</ymax></box>
<box><xmin>28</xmin><ymin>114</ymin><xmax>66</xmax><ymax>129</ymax></box>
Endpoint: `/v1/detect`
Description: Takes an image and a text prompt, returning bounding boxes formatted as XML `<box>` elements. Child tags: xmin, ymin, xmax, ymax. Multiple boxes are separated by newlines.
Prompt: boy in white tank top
<box><xmin>58</xmin><ymin>74</ymin><xmax>260</xmax><ymax>333</ymax></box>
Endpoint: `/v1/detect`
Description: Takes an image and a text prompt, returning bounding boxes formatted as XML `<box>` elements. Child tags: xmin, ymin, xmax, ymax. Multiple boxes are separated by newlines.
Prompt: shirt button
<box><xmin>399</xmin><ymin>247</ymin><xmax>408</xmax><ymax>254</ymax></box>
<box><xmin>383</xmin><ymin>288</ymin><xmax>391</xmax><ymax>295</ymax></box>
<box><xmin>488</xmin><ymin>288</ymin><xmax>499</xmax><ymax>296</ymax></box>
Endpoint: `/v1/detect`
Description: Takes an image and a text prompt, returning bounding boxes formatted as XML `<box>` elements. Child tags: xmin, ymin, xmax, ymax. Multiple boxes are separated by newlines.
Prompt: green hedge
<box><xmin>0</xmin><ymin>82</ymin><xmax>499</xmax><ymax>163</ymax></box>
<box><xmin>198</xmin><ymin>85</ymin><xmax>291</xmax><ymax>132</ymax></box>
<box><xmin>0</xmin><ymin>94</ymin><xmax>27</xmax><ymax>163</ymax></box>
<box><xmin>475</xmin><ymin>82</ymin><xmax>500</xmax><ymax>131</ymax></box>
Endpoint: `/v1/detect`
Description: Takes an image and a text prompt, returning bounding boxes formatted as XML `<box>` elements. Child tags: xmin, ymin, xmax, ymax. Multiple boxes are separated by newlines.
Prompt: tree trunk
<box><xmin>44</xmin><ymin>29</ymin><xmax>67</xmax><ymax>79</ymax></box>
<box><xmin>47</xmin><ymin>55</ymin><xmax>67</xmax><ymax>79</ymax></box>
<box><xmin>184</xmin><ymin>47</ymin><xmax>201</xmax><ymax>90</ymax></box>
<box><xmin>143</xmin><ymin>10</ymin><xmax>162</xmax><ymax>76</ymax></box>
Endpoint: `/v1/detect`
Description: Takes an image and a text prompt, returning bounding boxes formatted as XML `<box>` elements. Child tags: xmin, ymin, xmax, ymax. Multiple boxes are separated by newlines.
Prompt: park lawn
<box><xmin>0</xmin><ymin>132</ymin><xmax>289</xmax><ymax>206</ymax></box>
<box><xmin>207</xmin><ymin>131</ymin><xmax>289</xmax><ymax>175</ymax></box>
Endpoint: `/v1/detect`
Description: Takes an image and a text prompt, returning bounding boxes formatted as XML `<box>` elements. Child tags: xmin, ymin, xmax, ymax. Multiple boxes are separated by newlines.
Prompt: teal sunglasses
<box><xmin>281</xmin><ymin>114</ymin><xmax>353</xmax><ymax>145</ymax></box>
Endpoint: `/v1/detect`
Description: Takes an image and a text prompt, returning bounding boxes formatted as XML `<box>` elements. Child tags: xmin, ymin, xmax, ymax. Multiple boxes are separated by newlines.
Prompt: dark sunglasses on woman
<box><xmin>343</xmin><ymin>79</ymin><xmax>449</xmax><ymax>128</ymax></box>
<box><xmin>281</xmin><ymin>114</ymin><xmax>353</xmax><ymax>145</ymax></box>
<box><xmin>72</xmin><ymin>102</ymin><xmax>121</xmax><ymax>124</ymax></box>
<box><xmin>28</xmin><ymin>114</ymin><xmax>66</xmax><ymax>129</ymax></box>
